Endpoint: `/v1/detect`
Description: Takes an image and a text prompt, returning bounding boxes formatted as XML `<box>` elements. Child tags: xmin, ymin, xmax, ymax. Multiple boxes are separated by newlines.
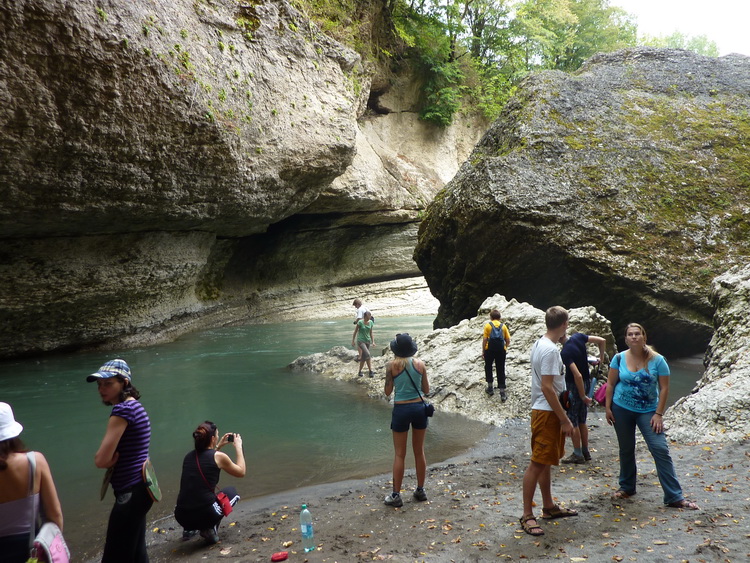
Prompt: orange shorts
<box><xmin>530</xmin><ymin>410</ymin><xmax>565</xmax><ymax>466</ymax></box>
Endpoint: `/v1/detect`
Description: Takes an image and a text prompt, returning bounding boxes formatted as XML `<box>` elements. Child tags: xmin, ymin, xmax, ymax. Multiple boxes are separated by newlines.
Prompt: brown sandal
<box><xmin>667</xmin><ymin>499</ymin><xmax>699</xmax><ymax>510</ymax></box>
<box><xmin>612</xmin><ymin>489</ymin><xmax>635</xmax><ymax>500</ymax></box>
<box><xmin>541</xmin><ymin>504</ymin><xmax>578</xmax><ymax>519</ymax></box>
<box><xmin>519</xmin><ymin>514</ymin><xmax>544</xmax><ymax>536</ymax></box>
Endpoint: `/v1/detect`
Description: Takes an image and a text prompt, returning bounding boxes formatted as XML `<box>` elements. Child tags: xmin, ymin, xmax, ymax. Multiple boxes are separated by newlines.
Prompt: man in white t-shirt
<box><xmin>352</xmin><ymin>298</ymin><xmax>370</xmax><ymax>324</ymax></box>
<box><xmin>519</xmin><ymin>306</ymin><xmax>577</xmax><ymax>537</ymax></box>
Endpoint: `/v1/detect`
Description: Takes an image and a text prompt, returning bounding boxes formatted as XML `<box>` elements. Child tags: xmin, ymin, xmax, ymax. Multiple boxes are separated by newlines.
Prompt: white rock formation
<box><xmin>667</xmin><ymin>265</ymin><xmax>750</xmax><ymax>443</ymax></box>
<box><xmin>290</xmin><ymin>295</ymin><xmax>617</xmax><ymax>426</ymax></box>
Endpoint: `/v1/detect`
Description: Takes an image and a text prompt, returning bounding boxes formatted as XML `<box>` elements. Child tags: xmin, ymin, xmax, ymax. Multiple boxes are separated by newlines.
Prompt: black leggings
<box><xmin>175</xmin><ymin>486</ymin><xmax>240</xmax><ymax>531</ymax></box>
<box><xmin>484</xmin><ymin>348</ymin><xmax>507</xmax><ymax>388</ymax></box>
<box><xmin>103</xmin><ymin>482</ymin><xmax>153</xmax><ymax>563</ymax></box>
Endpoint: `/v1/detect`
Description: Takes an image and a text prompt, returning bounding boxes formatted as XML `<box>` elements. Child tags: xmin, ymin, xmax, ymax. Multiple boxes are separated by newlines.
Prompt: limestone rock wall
<box><xmin>414</xmin><ymin>48</ymin><xmax>750</xmax><ymax>357</ymax></box>
<box><xmin>666</xmin><ymin>265</ymin><xmax>750</xmax><ymax>443</ymax></box>
<box><xmin>0</xmin><ymin>0</ymin><xmax>485</xmax><ymax>358</ymax></box>
<box><xmin>290</xmin><ymin>295</ymin><xmax>617</xmax><ymax>426</ymax></box>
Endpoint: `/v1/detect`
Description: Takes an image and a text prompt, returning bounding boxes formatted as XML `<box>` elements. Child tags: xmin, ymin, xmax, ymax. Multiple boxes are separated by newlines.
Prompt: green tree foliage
<box><xmin>295</xmin><ymin>1</ymin><xmax>716</xmax><ymax>126</ymax></box>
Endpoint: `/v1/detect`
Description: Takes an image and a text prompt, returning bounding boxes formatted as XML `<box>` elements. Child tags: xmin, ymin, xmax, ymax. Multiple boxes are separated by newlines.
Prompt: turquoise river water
<box><xmin>0</xmin><ymin>316</ymin><xmax>704</xmax><ymax>559</ymax></box>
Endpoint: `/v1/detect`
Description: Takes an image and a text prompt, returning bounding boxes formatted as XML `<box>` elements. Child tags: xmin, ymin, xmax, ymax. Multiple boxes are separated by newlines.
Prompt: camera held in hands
<box><xmin>227</xmin><ymin>433</ymin><xmax>234</xmax><ymax>442</ymax></box>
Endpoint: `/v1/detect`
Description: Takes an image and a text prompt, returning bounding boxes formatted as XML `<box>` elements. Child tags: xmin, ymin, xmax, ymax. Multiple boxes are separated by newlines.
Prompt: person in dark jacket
<box><xmin>174</xmin><ymin>421</ymin><xmax>245</xmax><ymax>544</ymax></box>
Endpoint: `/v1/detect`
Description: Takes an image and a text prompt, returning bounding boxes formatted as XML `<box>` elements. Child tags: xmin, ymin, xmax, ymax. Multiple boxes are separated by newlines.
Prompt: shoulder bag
<box><xmin>404</xmin><ymin>360</ymin><xmax>434</xmax><ymax>417</ymax></box>
<box><xmin>195</xmin><ymin>452</ymin><xmax>232</xmax><ymax>516</ymax></box>
<box><xmin>26</xmin><ymin>453</ymin><xmax>70</xmax><ymax>563</ymax></box>
<box><xmin>142</xmin><ymin>458</ymin><xmax>162</xmax><ymax>502</ymax></box>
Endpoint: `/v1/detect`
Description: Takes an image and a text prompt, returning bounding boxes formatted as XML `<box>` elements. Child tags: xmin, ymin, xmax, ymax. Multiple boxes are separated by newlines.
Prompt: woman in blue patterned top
<box><xmin>604</xmin><ymin>324</ymin><xmax>698</xmax><ymax>510</ymax></box>
<box><xmin>88</xmin><ymin>359</ymin><xmax>153</xmax><ymax>562</ymax></box>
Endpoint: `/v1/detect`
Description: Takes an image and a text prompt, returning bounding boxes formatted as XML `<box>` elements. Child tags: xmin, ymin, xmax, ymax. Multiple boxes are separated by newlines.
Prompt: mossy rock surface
<box><xmin>415</xmin><ymin>48</ymin><xmax>750</xmax><ymax>356</ymax></box>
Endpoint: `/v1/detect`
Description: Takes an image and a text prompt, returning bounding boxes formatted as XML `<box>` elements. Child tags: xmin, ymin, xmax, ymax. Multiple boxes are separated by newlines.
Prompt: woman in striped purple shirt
<box><xmin>88</xmin><ymin>359</ymin><xmax>153</xmax><ymax>562</ymax></box>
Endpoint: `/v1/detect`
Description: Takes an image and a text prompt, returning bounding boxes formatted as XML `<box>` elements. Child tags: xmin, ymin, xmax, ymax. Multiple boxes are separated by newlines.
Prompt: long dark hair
<box><xmin>193</xmin><ymin>421</ymin><xmax>218</xmax><ymax>451</ymax></box>
<box><xmin>0</xmin><ymin>437</ymin><xmax>27</xmax><ymax>471</ymax></box>
<box><xmin>103</xmin><ymin>376</ymin><xmax>141</xmax><ymax>406</ymax></box>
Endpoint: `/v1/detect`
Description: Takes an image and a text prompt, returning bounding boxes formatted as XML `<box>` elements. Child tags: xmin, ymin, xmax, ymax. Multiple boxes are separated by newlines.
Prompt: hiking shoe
<box><xmin>384</xmin><ymin>492</ymin><xmax>403</xmax><ymax>507</ymax></box>
<box><xmin>369</xmin><ymin>370</ymin><xmax>374</xmax><ymax>378</ymax></box>
<box><xmin>561</xmin><ymin>453</ymin><xmax>586</xmax><ymax>464</ymax></box>
<box><xmin>499</xmin><ymin>390</ymin><xmax>507</xmax><ymax>402</ymax></box>
<box><xmin>485</xmin><ymin>385</ymin><xmax>494</xmax><ymax>396</ymax></box>
<box><xmin>200</xmin><ymin>526</ymin><xmax>220</xmax><ymax>544</ymax></box>
<box><xmin>358</xmin><ymin>371</ymin><xmax>363</xmax><ymax>377</ymax></box>
<box><xmin>413</xmin><ymin>487</ymin><xmax>428</xmax><ymax>502</ymax></box>
<box><xmin>582</xmin><ymin>449</ymin><xmax>591</xmax><ymax>461</ymax></box>
<box><xmin>182</xmin><ymin>529</ymin><xmax>197</xmax><ymax>541</ymax></box>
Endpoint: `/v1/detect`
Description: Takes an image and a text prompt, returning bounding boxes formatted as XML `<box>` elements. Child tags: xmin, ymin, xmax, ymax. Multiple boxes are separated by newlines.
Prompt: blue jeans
<box><xmin>611</xmin><ymin>403</ymin><xmax>683</xmax><ymax>504</ymax></box>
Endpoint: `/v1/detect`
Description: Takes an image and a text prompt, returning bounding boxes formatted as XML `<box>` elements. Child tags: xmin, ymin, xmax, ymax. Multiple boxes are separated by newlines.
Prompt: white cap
<box><xmin>0</xmin><ymin>402</ymin><xmax>24</xmax><ymax>441</ymax></box>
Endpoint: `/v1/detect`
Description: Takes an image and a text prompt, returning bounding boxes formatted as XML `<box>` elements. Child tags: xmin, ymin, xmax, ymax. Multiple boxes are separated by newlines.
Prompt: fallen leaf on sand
<box><xmin>653</xmin><ymin>541</ymin><xmax>668</xmax><ymax>545</ymax></box>
<box><xmin>282</xmin><ymin>541</ymin><xmax>293</xmax><ymax>547</ymax></box>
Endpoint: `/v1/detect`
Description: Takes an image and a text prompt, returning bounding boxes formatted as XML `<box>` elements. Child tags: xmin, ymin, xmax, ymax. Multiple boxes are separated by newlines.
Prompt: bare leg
<box><xmin>411</xmin><ymin>428</ymin><xmax>427</xmax><ymax>487</ymax></box>
<box><xmin>522</xmin><ymin>460</ymin><xmax>548</xmax><ymax>516</ymax></box>
<box><xmin>571</xmin><ymin>426</ymin><xmax>582</xmax><ymax>449</ymax></box>
<box><xmin>538</xmin><ymin>464</ymin><xmax>555</xmax><ymax>509</ymax></box>
<box><xmin>391</xmin><ymin>431</ymin><xmax>409</xmax><ymax>492</ymax></box>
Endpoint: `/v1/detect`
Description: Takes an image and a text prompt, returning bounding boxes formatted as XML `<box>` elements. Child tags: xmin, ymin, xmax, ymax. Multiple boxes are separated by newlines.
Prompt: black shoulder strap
<box><xmin>404</xmin><ymin>360</ymin><xmax>426</xmax><ymax>405</ymax></box>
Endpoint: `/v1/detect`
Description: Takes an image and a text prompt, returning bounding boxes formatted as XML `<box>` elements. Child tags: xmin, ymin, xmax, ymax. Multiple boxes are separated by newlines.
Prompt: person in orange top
<box><xmin>481</xmin><ymin>309</ymin><xmax>511</xmax><ymax>401</ymax></box>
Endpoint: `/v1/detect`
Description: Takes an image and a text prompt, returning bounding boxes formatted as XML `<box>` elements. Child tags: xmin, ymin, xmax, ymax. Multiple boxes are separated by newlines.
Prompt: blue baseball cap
<box><xmin>87</xmin><ymin>359</ymin><xmax>132</xmax><ymax>382</ymax></box>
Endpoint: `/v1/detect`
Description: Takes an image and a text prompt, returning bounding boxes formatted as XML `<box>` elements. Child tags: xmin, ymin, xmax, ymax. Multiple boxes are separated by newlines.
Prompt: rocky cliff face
<box><xmin>667</xmin><ymin>264</ymin><xmax>750</xmax><ymax>442</ymax></box>
<box><xmin>290</xmin><ymin>295</ymin><xmax>617</xmax><ymax>426</ymax></box>
<box><xmin>0</xmin><ymin>0</ymin><xmax>484</xmax><ymax>357</ymax></box>
<box><xmin>414</xmin><ymin>48</ymin><xmax>750</xmax><ymax>357</ymax></box>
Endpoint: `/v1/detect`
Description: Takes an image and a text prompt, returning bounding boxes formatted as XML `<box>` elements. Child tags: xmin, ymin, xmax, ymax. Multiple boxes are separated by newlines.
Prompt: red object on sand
<box><xmin>271</xmin><ymin>552</ymin><xmax>289</xmax><ymax>562</ymax></box>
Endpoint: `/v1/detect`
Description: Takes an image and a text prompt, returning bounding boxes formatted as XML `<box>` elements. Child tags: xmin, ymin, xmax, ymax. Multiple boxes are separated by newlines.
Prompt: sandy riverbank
<box><xmin>104</xmin><ymin>408</ymin><xmax>750</xmax><ymax>563</ymax></box>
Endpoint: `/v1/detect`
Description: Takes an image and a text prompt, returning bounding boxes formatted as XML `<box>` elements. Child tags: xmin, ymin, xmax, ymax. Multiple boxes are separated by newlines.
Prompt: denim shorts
<box><xmin>566</xmin><ymin>386</ymin><xmax>589</xmax><ymax>426</ymax></box>
<box><xmin>391</xmin><ymin>402</ymin><xmax>428</xmax><ymax>432</ymax></box>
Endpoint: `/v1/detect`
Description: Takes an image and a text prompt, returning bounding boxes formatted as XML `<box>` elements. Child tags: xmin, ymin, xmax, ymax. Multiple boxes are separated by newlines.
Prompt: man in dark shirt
<box><xmin>560</xmin><ymin>332</ymin><xmax>606</xmax><ymax>463</ymax></box>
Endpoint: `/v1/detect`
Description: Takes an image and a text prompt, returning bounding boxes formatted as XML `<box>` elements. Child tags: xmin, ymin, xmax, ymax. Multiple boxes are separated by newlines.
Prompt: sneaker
<box><xmin>499</xmin><ymin>389</ymin><xmax>507</xmax><ymax>402</ymax></box>
<box><xmin>384</xmin><ymin>492</ymin><xmax>403</xmax><ymax>507</ymax></box>
<box><xmin>413</xmin><ymin>487</ymin><xmax>428</xmax><ymax>502</ymax></box>
<box><xmin>200</xmin><ymin>526</ymin><xmax>220</xmax><ymax>545</ymax></box>
<box><xmin>582</xmin><ymin>449</ymin><xmax>591</xmax><ymax>461</ymax></box>
<box><xmin>358</xmin><ymin>371</ymin><xmax>363</xmax><ymax>377</ymax></box>
<box><xmin>561</xmin><ymin>453</ymin><xmax>586</xmax><ymax>465</ymax></box>
<box><xmin>369</xmin><ymin>370</ymin><xmax>374</xmax><ymax>378</ymax></box>
<box><xmin>485</xmin><ymin>385</ymin><xmax>494</xmax><ymax>396</ymax></box>
<box><xmin>182</xmin><ymin>529</ymin><xmax>197</xmax><ymax>541</ymax></box>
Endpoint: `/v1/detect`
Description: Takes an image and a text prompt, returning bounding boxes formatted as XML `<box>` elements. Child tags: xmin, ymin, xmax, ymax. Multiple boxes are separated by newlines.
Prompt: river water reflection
<box><xmin>0</xmin><ymin>316</ymin><xmax>492</xmax><ymax>559</ymax></box>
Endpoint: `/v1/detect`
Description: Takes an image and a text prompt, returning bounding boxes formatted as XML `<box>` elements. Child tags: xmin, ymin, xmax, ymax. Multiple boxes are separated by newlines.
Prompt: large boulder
<box><xmin>0</xmin><ymin>0</ymin><xmax>359</xmax><ymax>238</ymax></box>
<box><xmin>666</xmin><ymin>265</ymin><xmax>750</xmax><ymax>442</ymax></box>
<box><xmin>290</xmin><ymin>295</ymin><xmax>617</xmax><ymax>426</ymax></box>
<box><xmin>414</xmin><ymin>48</ymin><xmax>750</xmax><ymax>356</ymax></box>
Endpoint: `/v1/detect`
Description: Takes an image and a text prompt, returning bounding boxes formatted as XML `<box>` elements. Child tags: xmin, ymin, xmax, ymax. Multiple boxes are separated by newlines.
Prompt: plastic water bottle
<box><xmin>300</xmin><ymin>504</ymin><xmax>315</xmax><ymax>552</ymax></box>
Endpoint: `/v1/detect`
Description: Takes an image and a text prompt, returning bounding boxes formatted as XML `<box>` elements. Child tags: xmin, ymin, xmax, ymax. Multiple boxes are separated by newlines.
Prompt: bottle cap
<box><xmin>301</xmin><ymin>504</ymin><xmax>307</xmax><ymax>509</ymax></box>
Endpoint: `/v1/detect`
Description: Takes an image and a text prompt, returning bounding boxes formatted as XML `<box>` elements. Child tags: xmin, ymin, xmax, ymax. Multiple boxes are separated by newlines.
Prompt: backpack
<box><xmin>487</xmin><ymin>322</ymin><xmax>507</xmax><ymax>352</ymax></box>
